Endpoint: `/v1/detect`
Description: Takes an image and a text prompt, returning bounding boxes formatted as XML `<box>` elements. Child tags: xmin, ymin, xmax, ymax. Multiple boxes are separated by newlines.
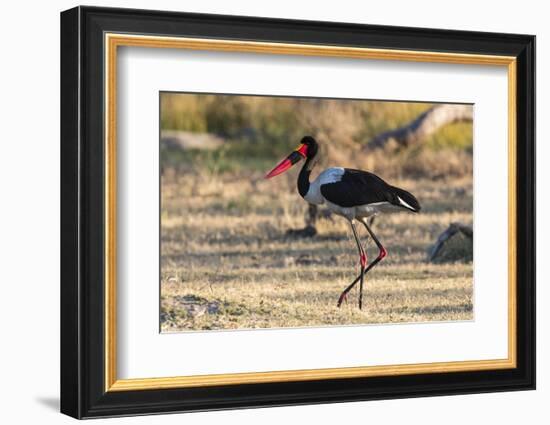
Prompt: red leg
<box><xmin>337</xmin><ymin>221</ymin><xmax>367</xmax><ymax>309</ymax></box>
<box><xmin>337</xmin><ymin>219</ymin><xmax>388</xmax><ymax>309</ymax></box>
<box><xmin>361</xmin><ymin>218</ymin><xmax>387</xmax><ymax>274</ymax></box>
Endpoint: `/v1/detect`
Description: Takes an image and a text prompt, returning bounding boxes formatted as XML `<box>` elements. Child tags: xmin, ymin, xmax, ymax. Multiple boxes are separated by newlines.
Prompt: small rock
<box><xmin>284</xmin><ymin>256</ymin><xmax>295</xmax><ymax>267</ymax></box>
<box><xmin>176</xmin><ymin>295</ymin><xmax>221</xmax><ymax>317</ymax></box>
<box><xmin>296</xmin><ymin>254</ymin><xmax>314</xmax><ymax>265</ymax></box>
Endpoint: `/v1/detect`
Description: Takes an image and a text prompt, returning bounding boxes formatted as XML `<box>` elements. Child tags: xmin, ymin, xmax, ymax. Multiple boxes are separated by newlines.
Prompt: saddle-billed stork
<box><xmin>265</xmin><ymin>136</ymin><xmax>421</xmax><ymax>309</ymax></box>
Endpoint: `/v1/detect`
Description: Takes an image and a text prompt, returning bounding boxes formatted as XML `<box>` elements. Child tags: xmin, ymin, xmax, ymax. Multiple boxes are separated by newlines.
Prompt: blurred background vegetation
<box><xmin>159</xmin><ymin>93</ymin><xmax>474</xmax><ymax>330</ymax></box>
<box><xmin>160</xmin><ymin>93</ymin><xmax>473</xmax><ymax>179</ymax></box>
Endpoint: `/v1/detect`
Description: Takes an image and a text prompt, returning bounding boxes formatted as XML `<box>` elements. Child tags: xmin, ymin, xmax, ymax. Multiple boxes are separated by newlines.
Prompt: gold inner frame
<box><xmin>104</xmin><ymin>33</ymin><xmax>517</xmax><ymax>392</ymax></box>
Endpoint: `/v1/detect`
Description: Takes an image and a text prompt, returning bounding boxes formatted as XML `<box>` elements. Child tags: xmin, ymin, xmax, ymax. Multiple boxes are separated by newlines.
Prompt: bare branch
<box><xmin>369</xmin><ymin>104</ymin><xmax>473</xmax><ymax>149</ymax></box>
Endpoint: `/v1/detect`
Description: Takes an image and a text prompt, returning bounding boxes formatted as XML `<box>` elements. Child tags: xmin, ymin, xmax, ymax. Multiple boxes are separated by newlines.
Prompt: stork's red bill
<box><xmin>264</xmin><ymin>143</ymin><xmax>309</xmax><ymax>179</ymax></box>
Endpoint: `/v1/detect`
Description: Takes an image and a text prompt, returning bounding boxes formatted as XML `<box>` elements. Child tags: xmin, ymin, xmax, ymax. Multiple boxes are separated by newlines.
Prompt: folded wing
<box><xmin>320</xmin><ymin>169</ymin><xmax>421</xmax><ymax>212</ymax></box>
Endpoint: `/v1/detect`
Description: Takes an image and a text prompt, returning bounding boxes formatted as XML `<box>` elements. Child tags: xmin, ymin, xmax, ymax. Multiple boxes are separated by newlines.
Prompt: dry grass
<box><xmin>160</xmin><ymin>166</ymin><xmax>473</xmax><ymax>332</ymax></box>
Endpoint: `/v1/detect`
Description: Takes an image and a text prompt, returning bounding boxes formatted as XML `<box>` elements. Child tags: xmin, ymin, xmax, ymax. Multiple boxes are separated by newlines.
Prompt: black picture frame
<box><xmin>61</xmin><ymin>5</ymin><xmax>535</xmax><ymax>419</ymax></box>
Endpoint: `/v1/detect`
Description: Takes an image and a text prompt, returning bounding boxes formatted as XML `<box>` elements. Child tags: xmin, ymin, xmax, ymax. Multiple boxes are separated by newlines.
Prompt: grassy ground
<box><xmin>160</xmin><ymin>167</ymin><xmax>473</xmax><ymax>332</ymax></box>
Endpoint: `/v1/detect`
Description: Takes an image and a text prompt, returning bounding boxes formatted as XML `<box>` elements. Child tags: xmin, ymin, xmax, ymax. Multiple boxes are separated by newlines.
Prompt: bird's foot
<box><xmin>337</xmin><ymin>292</ymin><xmax>348</xmax><ymax>308</ymax></box>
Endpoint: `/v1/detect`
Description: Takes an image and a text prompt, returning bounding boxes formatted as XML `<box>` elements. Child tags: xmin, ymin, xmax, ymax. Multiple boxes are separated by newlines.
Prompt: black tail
<box><xmin>390</xmin><ymin>186</ymin><xmax>421</xmax><ymax>212</ymax></box>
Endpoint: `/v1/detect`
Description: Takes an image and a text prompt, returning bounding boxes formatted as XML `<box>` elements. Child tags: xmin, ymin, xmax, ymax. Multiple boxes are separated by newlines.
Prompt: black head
<box><xmin>300</xmin><ymin>136</ymin><xmax>319</xmax><ymax>159</ymax></box>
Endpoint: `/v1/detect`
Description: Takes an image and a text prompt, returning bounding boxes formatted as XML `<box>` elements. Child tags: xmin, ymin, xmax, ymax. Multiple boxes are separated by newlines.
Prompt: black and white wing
<box><xmin>319</xmin><ymin>168</ymin><xmax>421</xmax><ymax>212</ymax></box>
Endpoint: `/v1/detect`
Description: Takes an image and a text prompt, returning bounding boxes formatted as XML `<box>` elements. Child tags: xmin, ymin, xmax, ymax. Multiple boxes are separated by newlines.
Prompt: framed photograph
<box><xmin>60</xmin><ymin>6</ymin><xmax>535</xmax><ymax>419</ymax></box>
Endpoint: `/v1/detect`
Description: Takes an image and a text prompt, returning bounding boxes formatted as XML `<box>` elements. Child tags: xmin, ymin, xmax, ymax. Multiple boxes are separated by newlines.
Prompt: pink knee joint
<box><xmin>360</xmin><ymin>252</ymin><xmax>368</xmax><ymax>268</ymax></box>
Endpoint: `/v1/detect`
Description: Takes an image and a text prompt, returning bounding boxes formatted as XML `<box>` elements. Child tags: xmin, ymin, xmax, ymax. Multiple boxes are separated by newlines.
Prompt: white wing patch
<box><xmin>318</xmin><ymin>167</ymin><xmax>345</xmax><ymax>184</ymax></box>
<box><xmin>397</xmin><ymin>195</ymin><xmax>415</xmax><ymax>210</ymax></box>
<box><xmin>304</xmin><ymin>167</ymin><xmax>345</xmax><ymax>205</ymax></box>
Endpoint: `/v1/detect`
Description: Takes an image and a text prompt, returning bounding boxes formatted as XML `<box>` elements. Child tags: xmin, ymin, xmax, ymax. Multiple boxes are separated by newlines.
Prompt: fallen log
<box><xmin>428</xmin><ymin>222</ymin><xmax>473</xmax><ymax>262</ymax></box>
<box><xmin>368</xmin><ymin>104</ymin><xmax>473</xmax><ymax>150</ymax></box>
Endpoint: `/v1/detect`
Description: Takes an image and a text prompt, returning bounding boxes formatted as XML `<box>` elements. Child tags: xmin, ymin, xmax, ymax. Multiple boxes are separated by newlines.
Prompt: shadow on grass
<box><xmin>379</xmin><ymin>302</ymin><xmax>473</xmax><ymax>316</ymax></box>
